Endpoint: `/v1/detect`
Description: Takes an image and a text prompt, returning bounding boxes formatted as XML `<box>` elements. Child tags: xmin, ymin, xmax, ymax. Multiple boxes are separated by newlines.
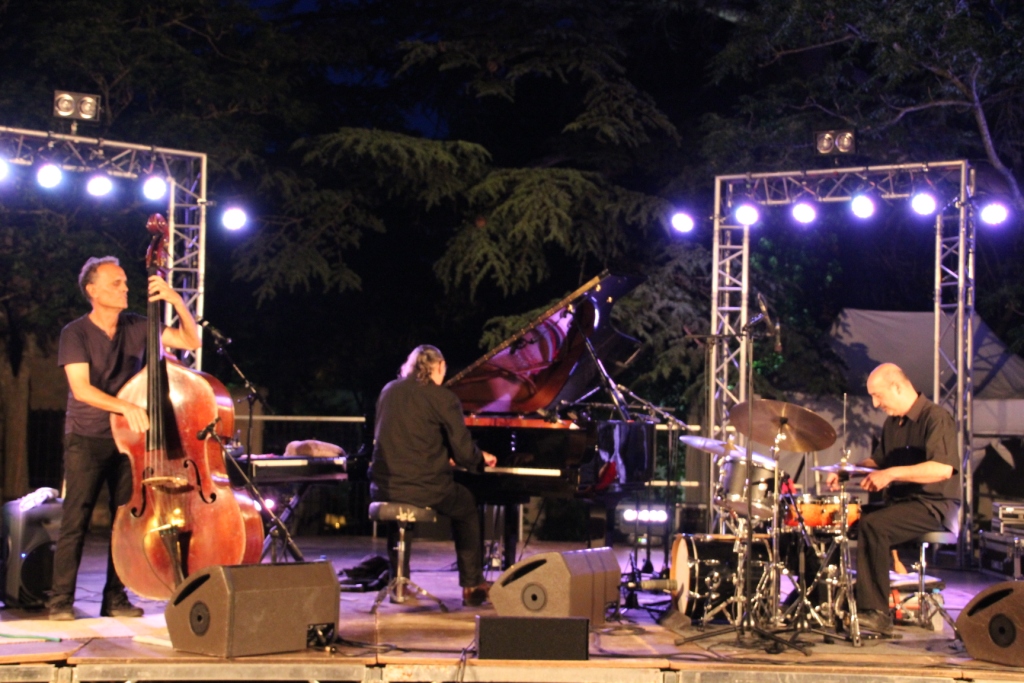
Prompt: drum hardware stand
<box><xmin>677</xmin><ymin>322</ymin><xmax>810</xmax><ymax>656</ymax></box>
<box><xmin>797</xmin><ymin>467</ymin><xmax>863</xmax><ymax>646</ymax></box>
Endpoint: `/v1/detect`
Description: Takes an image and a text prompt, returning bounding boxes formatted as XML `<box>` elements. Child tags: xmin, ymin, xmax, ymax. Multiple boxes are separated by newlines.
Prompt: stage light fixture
<box><xmin>979</xmin><ymin>201</ymin><xmax>1009</xmax><ymax>226</ymax></box>
<box><xmin>851</xmin><ymin>194</ymin><xmax>875</xmax><ymax>219</ymax></box>
<box><xmin>86</xmin><ymin>175</ymin><xmax>113</xmax><ymax>197</ymax></box>
<box><xmin>670</xmin><ymin>211</ymin><xmax>695</xmax><ymax>233</ymax></box>
<box><xmin>616</xmin><ymin>502</ymin><xmax>669</xmax><ymax>535</ymax></box>
<box><xmin>911</xmin><ymin>192</ymin><xmax>938</xmax><ymax>216</ymax></box>
<box><xmin>0</xmin><ymin>159</ymin><xmax>9</xmax><ymax>181</ymax></box>
<box><xmin>36</xmin><ymin>163</ymin><xmax>62</xmax><ymax>189</ymax></box>
<box><xmin>222</xmin><ymin>207</ymin><xmax>248</xmax><ymax>231</ymax></box>
<box><xmin>814</xmin><ymin>128</ymin><xmax>856</xmax><ymax>155</ymax></box>
<box><xmin>142</xmin><ymin>176</ymin><xmax>168</xmax><ymax>201</ymax></box>
<box><xmin>53</xmin><ymin>90</ymin><xmax>101</xmax><ymax>121</ymax></box>
<box><xmin>734</xmin><ymin>203</ymin><xmax>760</xmax><ymax>226</ymax></box>
<box><xmin>792</xmin><ymin>201</ymin><xmax>817</xmax><ymax>224</ymax></box>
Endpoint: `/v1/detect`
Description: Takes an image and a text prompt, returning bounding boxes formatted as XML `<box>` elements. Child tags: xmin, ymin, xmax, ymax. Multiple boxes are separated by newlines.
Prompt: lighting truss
<box><xmin>0</xmin><ymin>125</ymin><xmax>209</xmax><ymax>369</ymax></box>
<box><xmin>708</xmin><ymin>160</ymin><xmax>975</xmax><ymax>565</ymax></box>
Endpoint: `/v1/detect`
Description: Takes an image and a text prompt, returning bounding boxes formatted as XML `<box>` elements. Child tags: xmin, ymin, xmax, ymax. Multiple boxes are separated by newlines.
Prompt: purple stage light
<box><xmin>979</xmin><ymin>202</ymin><xmax>1009</xmax><ymax>226</ymax></box>
<box><xmin>792</xmin><ymin>201</ymin><xmax>817</xmax><ymax>224</ymax></box>
<box><xmin>911</xmin><ymin>192</ymin><xmax>937</xmax><ymax>216</ymax></box>
<box><xmin>734</xmin><ymin>203</ymin><xmax>760</xmax><ymax>226</ymax></box>
<box><xmin>670</xmin><ymin>212</ymin><xmax>695</xmax><ymax>233</ymax></box>
<box><xmin>851</xmin><ymin>195</ymin><xmax>875</xmax><ymax>219</ymax></box>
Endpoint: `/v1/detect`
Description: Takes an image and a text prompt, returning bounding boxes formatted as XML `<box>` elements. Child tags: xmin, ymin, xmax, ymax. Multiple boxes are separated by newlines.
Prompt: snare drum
<box><xmin>716</xmin><ymin>454</ymin><xmax>780</xmax><ymax>519</ymax></box>
<box><xmin>784</xmin><ymin>495</ymin><xmax>861</xmax><ymax>531</ymax></box>
<box><xmin>669</xmin><ymin>534</ymin><xmax>770</xmax><ymax>618</ymax></box>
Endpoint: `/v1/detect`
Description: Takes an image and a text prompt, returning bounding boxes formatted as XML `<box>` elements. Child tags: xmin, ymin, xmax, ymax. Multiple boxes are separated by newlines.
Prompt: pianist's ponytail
<box><xmin>400</xmin><ymin>344</ymin><xmax>445</xmax><ymax>384</ymax></box>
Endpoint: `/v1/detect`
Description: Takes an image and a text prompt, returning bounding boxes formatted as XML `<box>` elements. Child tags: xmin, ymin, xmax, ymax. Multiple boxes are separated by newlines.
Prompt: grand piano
<box><xmin>447</xmin><ymin>271</ymin><xmax>656</xmax><ymax>567</ymax></box>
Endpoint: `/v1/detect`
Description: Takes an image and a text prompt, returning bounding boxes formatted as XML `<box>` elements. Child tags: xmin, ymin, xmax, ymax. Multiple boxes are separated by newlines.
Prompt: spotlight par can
<box><xmin>36</xmin><ymin>163</ymin><xmax>62</xmax><ymax>189</ymax></box>
<box><xmin>980</xmin><ymin>202</ymin><xmax>1009</xmax><ymax>226</ymax></box>
<box><xmin>52</xmin><ymin>91</ymin><xmax>102</xmax><ymax>122</ymax></box>
<box><xmin>815</xmin><ymin>132</ymin><xmax>835</xmax><ymax>154</ymax></box>
<box><xmin>911</xmin><ymin>193</ymin><xmax>937</xmax><ymax>216</ymax></box>
<box><xmin>792</xmin><ymin>201</ymin><xmax>816</xmax><ymax>224</ymax></box>
<box><xmin>142</xmin><ymin>176</ymin><xmax>168</xmax><ymax>201</ymax></box>
<box><xmin>734</xmin><ymin>203</ymin><xmax>760</xmax><ymax>226</ymax></box>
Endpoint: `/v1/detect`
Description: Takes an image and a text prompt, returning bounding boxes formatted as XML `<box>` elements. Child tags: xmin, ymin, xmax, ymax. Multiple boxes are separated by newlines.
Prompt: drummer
<box><xmin>826</xmin><ymin>363</ymin><xmax>960</xmax><ymax>636</ymax></box>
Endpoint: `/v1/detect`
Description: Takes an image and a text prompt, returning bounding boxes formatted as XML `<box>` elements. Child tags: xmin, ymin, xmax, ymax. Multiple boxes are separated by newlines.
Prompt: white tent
<box><xmin>758</xmin><ymin>309</ymin><xmax>1024</xmax><ymax>495</ymax></box>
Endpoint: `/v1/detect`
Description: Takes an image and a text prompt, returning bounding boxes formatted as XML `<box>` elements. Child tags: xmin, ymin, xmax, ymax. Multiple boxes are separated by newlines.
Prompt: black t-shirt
<box><xmin>370</xmin><ymin>376</ymin><xmax>482</xmax><ymax>508</ymax></box>
<box><xmin>871</xmin><ymin>393</ymin><xmax>961</xmax><ymax>520</ymax></box>
<box><xmin>58</xmin><ymin>312</ymin><xmax>149</xmax><ymax>438</ymax></box>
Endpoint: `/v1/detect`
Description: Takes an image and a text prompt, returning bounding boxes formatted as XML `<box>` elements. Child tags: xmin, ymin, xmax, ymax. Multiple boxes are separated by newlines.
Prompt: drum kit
<box><xmin>674</xmin><ymin>399</ymin><xmax>875</xmax><ymax>646</ymax></box>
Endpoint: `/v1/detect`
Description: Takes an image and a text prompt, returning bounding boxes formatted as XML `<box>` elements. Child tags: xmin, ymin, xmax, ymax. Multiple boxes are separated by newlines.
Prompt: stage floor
<box><xmin>0</xmin><ymin>531</ymin><xmax>1022</xmax><ymax>683</ymax></box>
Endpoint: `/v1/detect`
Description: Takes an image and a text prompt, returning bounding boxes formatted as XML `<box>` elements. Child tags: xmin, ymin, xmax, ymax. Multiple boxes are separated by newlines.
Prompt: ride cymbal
<box><xmin>811</xmin><ymin>462</ymin><xmax>874</xmax><ymax>475</ymax></box>
<box><xmin>729</xmin><ymin>399</ymin><xmax>837</xmax><ymax>452</ymax></box>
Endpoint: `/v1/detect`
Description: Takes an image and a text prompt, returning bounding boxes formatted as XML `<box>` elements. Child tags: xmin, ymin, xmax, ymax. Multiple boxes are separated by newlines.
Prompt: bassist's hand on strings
<box><xmin>120</xmin><ymin>400</ymin><xmax>150</xmax><ymax>434</ymax></box>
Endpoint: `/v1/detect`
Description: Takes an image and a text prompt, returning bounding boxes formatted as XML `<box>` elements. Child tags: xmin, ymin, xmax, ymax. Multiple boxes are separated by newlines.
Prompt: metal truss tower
<box><xmin>709</xmin><ymin>161</ymin><xmax>976</xmax><ymax>561</ymax></box>
<box><xmin>0</xmin><ymin>125</ymin><xmax>209</xmax><ymax>369</ymax></box>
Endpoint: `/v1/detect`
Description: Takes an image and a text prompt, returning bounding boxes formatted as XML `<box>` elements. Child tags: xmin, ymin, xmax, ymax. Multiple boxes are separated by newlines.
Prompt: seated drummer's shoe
<box><xmin>857</xmin><ymin>609</ymin><xmax>893</xmax><ymax>635</ymax></box>
<box><xmin>100</xmin><ymin>592</ymin><xmax>144</xmax><ymax>618</ymax></box>
<box><xmin>462</xmin><ymin>582</ymin><xmax>492</xmax><ymax>607</ymax></box>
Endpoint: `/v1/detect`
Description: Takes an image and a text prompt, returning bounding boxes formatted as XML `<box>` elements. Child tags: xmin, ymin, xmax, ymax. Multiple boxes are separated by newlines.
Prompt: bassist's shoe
<box><xmin>101</xmin><ymin>593</ymin><xmax>144</xmax><ymax>618</ymax></box>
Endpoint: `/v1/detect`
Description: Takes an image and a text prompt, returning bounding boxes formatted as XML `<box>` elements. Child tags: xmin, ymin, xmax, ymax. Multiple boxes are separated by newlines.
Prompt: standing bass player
<box><xmin>48</xmin><ymin>256</ymin><xmax>200</xmax><ymax>620</ymax></box>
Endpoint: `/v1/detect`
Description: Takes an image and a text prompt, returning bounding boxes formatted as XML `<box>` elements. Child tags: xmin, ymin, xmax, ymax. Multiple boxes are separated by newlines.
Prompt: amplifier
<box><xmin>979</xmin><ymin>530</ymin><xmax>1024</xmax><ymax>581</ymax></box>
<box><xmin>993</xmin><ymin>501</ymin><xmax>1024</xmax><ymax>522</ymax></box>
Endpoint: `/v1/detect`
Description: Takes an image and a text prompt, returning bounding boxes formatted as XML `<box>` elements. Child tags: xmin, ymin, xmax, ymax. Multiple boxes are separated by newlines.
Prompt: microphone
<box><xmin>197</xmin><ymin>317</ymin><xmax>232</xmax><ymax>345</ymax></box>
<box><xmin>757</xmin><ymin>292</ymin><xmax>782</xmax><ymax>353</ymax></box>
<box><xmin>196</xmin><ymin>418</ymin><xmax>220</xmax><ymax>441</ymax></box>
<box><xmin>756</xmin><ymin>292</ymin><xmax>776</xmax><ymax>334</ymax></box>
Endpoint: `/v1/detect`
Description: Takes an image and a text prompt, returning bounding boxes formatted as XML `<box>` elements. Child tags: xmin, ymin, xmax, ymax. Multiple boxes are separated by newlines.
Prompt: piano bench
<box><xmin>367</xmin><ymin>502</ymin><xmax>447</xmax><ymax>614</ymax></box>
<box><xmin>368</xmin><ymin>502</ymin><xmax>438</xmax><ymax>525</ymax></box>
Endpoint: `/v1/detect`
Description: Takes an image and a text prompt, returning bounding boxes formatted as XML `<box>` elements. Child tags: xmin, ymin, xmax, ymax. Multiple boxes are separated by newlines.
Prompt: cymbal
<box><xmin>812</xmin><ymin>462</ymin><xmax>874</xmax><ymax>475</ymax></box>
<box><xmin>729</xmin><ymin>399</ymin><xmax>837</xmax><ymax>452</ymax></box>
<box><xmin>679</xmin><ymin>436</ymin><xmax>770</xmax><ymax>463</ymax></box>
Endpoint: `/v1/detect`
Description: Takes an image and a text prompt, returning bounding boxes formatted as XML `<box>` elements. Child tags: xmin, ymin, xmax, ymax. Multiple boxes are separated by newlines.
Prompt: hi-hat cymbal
<box><xmin>812</xmin><ymin>462</ymin><xmax>874</xmax><ymax>475</ymax></box>
<box><xmin>679</xmin><ymin>436</ymin><xmax>770</xmax><ymax>463</ymax></box>
<box><xmin>729</xmin><ymin>399</ymin><xmax>837</xmax><ymax>452</ymax></box>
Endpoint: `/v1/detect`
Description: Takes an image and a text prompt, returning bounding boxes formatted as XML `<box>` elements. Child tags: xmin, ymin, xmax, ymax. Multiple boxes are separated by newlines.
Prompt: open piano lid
<box><xmin>446</xmin><ymin>272</ymin><xmax>645</xmax><ymax>415</ymax></box>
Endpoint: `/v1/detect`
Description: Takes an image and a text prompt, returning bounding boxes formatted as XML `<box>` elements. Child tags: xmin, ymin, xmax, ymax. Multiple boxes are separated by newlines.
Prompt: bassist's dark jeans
<box><xmin>48</xmin><ymin>434</ymin><xmax>133</xmax><ymax>606</ymax></box>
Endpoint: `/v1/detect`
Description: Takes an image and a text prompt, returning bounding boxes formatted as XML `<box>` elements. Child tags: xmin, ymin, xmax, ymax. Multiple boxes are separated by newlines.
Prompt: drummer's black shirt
<box><xmin>871</xmin><ymin>393</ymin><xmax>960</xmax><ymax>523</ymax></box>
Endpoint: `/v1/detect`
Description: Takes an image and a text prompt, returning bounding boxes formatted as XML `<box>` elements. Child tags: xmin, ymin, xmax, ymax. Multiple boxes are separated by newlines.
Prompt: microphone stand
<box><xmin>208</xmin><ymin>328</ymin><xmax>274</xmax><ymax>481</ymax></box>
<box><xmin>615</xmin><ymin>385</ymin><xmax>693</xmax><ymax>573</ymax></box>
<box><xmin>204</xmin><ymin>322</ymin><xmax>303</xmax><ymax>562</ymax></box>
<box><xmin>199</xmin><ymin>418</ymin><xmax>305</xmax><ymax>562</ymax></box>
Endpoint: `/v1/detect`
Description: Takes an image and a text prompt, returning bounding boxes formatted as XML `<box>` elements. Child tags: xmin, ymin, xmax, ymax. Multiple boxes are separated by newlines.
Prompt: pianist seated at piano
<box><xmin>369</xmin><ymin>344</ymin><xmax>497</xmax><ymax>607</ymax></box>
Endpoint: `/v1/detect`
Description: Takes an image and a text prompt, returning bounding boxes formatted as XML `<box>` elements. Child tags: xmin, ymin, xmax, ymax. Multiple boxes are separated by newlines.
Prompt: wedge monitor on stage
<box><xmin>1</xmin><ymin>495</ymin><xmax>62</xmax><ymax>609</ymax></box>
<box><xmin>165</xmin><ymin>562</ymin><xmax>339</xmax><ymax>657</ymax></box>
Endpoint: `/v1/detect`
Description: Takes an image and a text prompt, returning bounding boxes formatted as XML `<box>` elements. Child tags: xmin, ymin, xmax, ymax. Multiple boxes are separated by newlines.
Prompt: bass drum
<box><xmin>669</xmin><ymin>534</ymin><xmax>770</xmax><ymax>619</ymax></box>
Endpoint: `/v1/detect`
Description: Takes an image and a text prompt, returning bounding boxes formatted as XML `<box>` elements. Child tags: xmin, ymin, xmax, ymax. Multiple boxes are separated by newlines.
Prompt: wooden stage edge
<box><xmin>0</xmin><ymin>535</ymin><xmax>1022</xmax><ymax>683</ymax></box>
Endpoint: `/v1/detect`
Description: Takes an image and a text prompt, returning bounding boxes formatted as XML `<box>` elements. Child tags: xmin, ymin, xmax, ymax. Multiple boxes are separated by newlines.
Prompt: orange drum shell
<box><xmin>785</xmin><ymin>496</ymin><xmax>861</xmax><ymax>529</ymax></box>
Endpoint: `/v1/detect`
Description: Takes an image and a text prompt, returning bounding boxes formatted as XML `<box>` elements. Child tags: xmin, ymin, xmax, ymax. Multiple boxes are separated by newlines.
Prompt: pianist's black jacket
<box><xmin>369</xmin><ymin>376</ymin><xmax>484</xmax><ymax>508</ymax></box>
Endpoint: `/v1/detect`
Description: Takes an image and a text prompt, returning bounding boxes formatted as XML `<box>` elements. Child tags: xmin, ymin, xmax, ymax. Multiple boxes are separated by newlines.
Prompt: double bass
<box><xmin>110</xmin><ymin>214</ymin><xmax>263</xmax><ymax>600</ymax></box>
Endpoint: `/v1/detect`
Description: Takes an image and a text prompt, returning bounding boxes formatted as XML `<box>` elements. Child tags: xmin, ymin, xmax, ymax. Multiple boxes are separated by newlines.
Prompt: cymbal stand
<box><xmin>677</xmin><ymin>324</ymin><xmax>809</xmax><ymax>655</ymax></box>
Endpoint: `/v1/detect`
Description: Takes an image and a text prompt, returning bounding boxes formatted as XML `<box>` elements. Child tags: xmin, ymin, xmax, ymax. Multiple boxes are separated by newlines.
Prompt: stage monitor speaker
<box><xmin>165</xmin><ymin>561</ymin><xmax>339</xmax><ymax>657</ymax></box>
<box><xmin>1</xmin><ymin>496</ymin><xmax>62</xmax><ymax>609</ymax></box>
<box><xmin>476</xmin><ymin>615</ymin><xmax>589</xmax><ymax>660</ymax></box>
<box><xmin>489</xmin><ymin>547</ymin><xmax>620</xmax><ymax>625</ymax></box>
<box><xmin>956</xmin><ymin>580</ymin><xmax>1024</xmax><ymax>667</ymax></box>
